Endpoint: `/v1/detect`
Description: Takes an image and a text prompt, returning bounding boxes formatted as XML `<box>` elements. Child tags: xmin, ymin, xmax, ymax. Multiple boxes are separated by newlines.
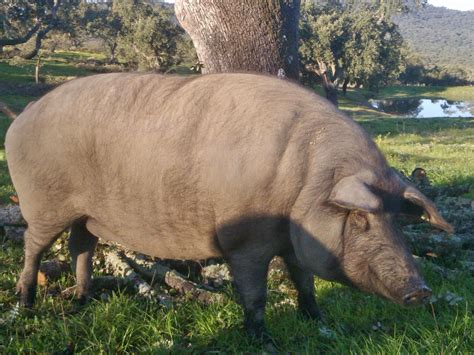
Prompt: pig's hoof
<box><xmin>16</xmin><ymin>285</ymin><xmax>35</xmax><ymax>308</ymax></box>
<box><xmin>76</xmin><ymin>294</ymin><xmax>90</xmax><ymax>305</ymax></box>
<box><xmin>247</xmin><ymin>326</ymin><xmax>280</xmax><ymax>352</ymax></box>
<box><xmin>261</xmin><ymin>332</ymin><xmax>279</xmax><ymax>353</ymax></box>
<box><xmin>300</xmin><ymin>306</ymin><xmax>323</xmax><ymax>321</ymax></box>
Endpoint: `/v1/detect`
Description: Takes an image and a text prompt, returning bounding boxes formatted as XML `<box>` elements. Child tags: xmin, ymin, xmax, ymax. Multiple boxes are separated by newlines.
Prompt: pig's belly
<box><xmin>85</xmin><ymin>218</ymin><xmax>223</xmax><ymax>260</ymax></box>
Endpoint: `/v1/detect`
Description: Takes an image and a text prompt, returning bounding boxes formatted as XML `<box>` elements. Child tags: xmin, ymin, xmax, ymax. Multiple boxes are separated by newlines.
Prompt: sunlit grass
<box><xmin>375</xmin><ymin>85</ymin><xmax>474</xmax><ymax>101</ymax></box>
<box><xmin>0</xmin><ymin>50</ymin><xmax>106</xmax><ymax>85</ymax></box>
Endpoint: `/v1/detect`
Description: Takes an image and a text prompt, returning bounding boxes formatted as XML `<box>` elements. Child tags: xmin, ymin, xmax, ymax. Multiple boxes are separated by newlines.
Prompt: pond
<box><xmin>368</xmin><ymin>98</ymin><xmax>474</xmax><ymax>118</ymax></box>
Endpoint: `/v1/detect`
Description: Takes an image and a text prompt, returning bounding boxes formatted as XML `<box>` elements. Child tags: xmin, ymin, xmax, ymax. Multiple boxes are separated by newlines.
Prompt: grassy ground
<box><xmin>1</xmin><ymin>55</ymin><xmax>473</xmax><ymax>353</ymax></box>
<box><xmin>0</xmin><ymin>50</ymin><xmax>106</xmax><ymax>85</ymax></box>
<box><xmin>375</xmin><ymin>86</ymin><xmax>474</xmax><ymax>101</ymax></box>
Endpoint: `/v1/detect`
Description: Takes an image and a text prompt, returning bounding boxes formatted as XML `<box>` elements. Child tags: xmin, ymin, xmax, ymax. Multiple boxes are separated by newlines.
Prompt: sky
<box><xmin>163</xmin><ymin>0</ymin><xmax>473</xmax><ymax>12</ymax></box>
<box><xmin>428</xmin><ymin>0</ymin><xmax>474</xmax><ymax>11</ymax></box>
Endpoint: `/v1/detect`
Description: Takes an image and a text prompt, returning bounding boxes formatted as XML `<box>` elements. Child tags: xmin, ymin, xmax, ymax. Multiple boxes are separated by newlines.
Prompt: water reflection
<box><xmin>369</xmin><ymin>99</ymin><xmax>474</xmax><ymax>118</ymax></box>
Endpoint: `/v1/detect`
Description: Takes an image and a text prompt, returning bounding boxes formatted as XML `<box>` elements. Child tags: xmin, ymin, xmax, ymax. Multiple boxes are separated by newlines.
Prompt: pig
<box><xmin>6</xmin><ymin>73</ymin><xmax>453</xmax><ymax>340</ymax></box>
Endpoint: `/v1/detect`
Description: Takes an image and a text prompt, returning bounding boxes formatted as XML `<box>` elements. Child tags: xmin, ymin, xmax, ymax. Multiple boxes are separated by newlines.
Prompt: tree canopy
<box><xmin>0</xmin><ymin>0</ymin><xmax>80</xmax><ymax>58</ymax></box>
<box><xmin>300</xmin><ymin>1</ymin><xmax>405</xmax><ymax>104</ymax></box>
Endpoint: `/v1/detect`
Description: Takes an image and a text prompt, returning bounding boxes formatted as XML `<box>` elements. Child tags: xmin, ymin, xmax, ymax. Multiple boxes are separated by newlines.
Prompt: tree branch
<box><xmin>16</xmin><ymin>0</ymin><xmax>62</xmax><ymax>59</ymax></box>
<box><xmin>0</xmin><ymin>101</ymin><xmax>18</xmax><ymax>120</ymax></box>
<box><xmin>0</xmin><ymin>20</ymin><xmax>42</xmax><ymax>47</ymax></box>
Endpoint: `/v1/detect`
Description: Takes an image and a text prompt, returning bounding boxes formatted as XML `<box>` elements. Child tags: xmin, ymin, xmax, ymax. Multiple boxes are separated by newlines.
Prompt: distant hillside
<box><xmin>394</xmin><ymin>5</ymin><xmax>474</xmax><ymax>76</ymax></box>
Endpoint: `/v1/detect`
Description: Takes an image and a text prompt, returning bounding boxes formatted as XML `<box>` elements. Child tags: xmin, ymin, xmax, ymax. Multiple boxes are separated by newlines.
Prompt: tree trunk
<box><xmin>21</xmin><ymin>27</ymin><xmax>50</xmax><ymax>60</ymax></box>
<box><xmin>315</xmin><ymin>59</ymin><xmax>338</xmax><ymax>106</ymax></box>
<box><xmin>35</xmin><ymin>56</ymin><xmax>41</xmax><ymax>84</ymax></box>
<box><xmin>175</xmin><ymin>0</ymin><xmax>301</xmax><ymax>80</ymax></box>
<box><xmin>109</xmin><ymin>42</ymin><xmax>117</xmax><ymax>64</ymax></box>
<box><xmin>0</xmin><ymin>102</ymin><xmax>18</xmax><ymax>120</ymax></box>
<box><xmin>342</xmin><ymin>78</ymin><xmax>349</xmax><ymax>95</ymax></box>
<box><xmin>321</xmin><ymin>72</ymin><xmax>338</xmax><ymax>106</ymax></box>
<box><xmin>0</xmin><ymin>22</ymin><xmax>42</xmax><ymax>47</ymax></box>
<box><xmin>19</xmin><ymin>0</ymin><xmax>61</xmax><ymax>60</ymax></box>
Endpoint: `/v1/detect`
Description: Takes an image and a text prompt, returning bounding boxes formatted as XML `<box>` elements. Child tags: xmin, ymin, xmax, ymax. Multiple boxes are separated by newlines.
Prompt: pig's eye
<box><xmin>351</xmin><ymin>211</ymin><xmax>369</xmax><ymax>231</ymax></box>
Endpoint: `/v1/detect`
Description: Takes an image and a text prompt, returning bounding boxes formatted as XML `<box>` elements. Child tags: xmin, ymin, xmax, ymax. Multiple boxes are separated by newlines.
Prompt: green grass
<box><xmin>1</xmin><ymin>238</ymin><xmax>472</xmax><ymax>353</ymax></box>
<box><xmin>0</xmin><ymin>50</ymin><xmax>106</xmax><ymax>85</ymax></box>
<box><xmin>375</xmin><ymin>85</ymin><xmax>474</xmax><ymax>101</ymax></box>
<box><xmin>1</xmin><ymin>60</ymin><xmax>473</xmax><ymax>352</ymax></box>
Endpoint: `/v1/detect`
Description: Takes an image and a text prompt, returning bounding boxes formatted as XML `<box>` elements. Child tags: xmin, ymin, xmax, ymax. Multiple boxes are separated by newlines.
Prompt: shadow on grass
<box><xmin>176</xmin><ymin>278</ymin><xmax>453</xmax><ymax>353</ymax></box>
<box><xmin>2</xmin><ymin>238</ymin><xmax>470</xmax><ymax>353</ymax></box>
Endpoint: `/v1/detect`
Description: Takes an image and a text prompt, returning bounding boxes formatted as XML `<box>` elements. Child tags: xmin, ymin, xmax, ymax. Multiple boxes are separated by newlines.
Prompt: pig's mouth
<box><xmin>400</xmin><ymin>284</ymin><xmax>432</xmax><ymax>306</ymax></box>
<box><xmin>366</xmin><ymin>266</ymin><xmax>399</xmax><ymax>302</ymax></box>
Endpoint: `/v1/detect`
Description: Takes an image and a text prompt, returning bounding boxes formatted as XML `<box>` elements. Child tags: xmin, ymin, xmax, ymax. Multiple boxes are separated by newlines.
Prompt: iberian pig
<box><xmin>6</xmin><ymin>73</ymin><xmax>453</xmax><ymax>339</ymax></box>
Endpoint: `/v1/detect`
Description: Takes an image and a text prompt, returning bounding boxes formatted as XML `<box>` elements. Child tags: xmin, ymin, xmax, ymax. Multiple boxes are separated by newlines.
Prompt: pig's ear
<box><xmin>403</xmin><ymin>186</ymin><xmax>454</xmax><ymax>234</ymax></box>
<box><xmin>328</xmin><ymin>172</ymin><xmax>382</xmax><ymax>213</ymax></box>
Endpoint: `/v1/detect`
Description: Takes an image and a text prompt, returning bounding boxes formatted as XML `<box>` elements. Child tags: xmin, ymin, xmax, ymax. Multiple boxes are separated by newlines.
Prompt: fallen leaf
<box><xmin>37</xmin><ymin>271</ymin><xmax>47</xmax><ymax>286</ymax></box>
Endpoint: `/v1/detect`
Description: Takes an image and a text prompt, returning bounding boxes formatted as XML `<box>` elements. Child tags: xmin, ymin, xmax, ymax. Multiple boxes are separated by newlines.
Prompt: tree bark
<box><xmin>0</xmin><ymin>102</ymin><xmax>18</xmax><ymax>120</ymax></box>
<box><xmin>175</xmin><ymin>0</ymin><xmax>301</xmax><ymax>80</ymax></box>
<box><xmin>320</xmin><ymin>72</ymin><xmax>338</xmax><ymax>106</ymax></box>
<box><xmin>313</xmin><ymin>59</ymin><xmax>338</xmax><ymax>106</ymax></box>
<box><xmin>342</xmin><ymin>78</ymin><xmax>349</xmax><ymax>95</ymax></box>
<box><xmin>18</xmin><ymin>0</ymin><xmax>62</xmax><ymax>60</ymax></box>
<box><xmin>35</xmin><ymin>56</ymin><xmax>42</xmax><ymax>84</ymax></box>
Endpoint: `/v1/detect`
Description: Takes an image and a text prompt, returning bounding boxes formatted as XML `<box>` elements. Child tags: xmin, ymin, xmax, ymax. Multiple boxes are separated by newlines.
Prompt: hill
<box><xmin>393</xmin><ymin>5</ymin><xmax>474</xmax><ymax>77</ymax></box>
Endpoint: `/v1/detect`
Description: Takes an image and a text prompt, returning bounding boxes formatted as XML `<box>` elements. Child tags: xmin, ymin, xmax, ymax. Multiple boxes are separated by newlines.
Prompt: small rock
<box><xmin>371</xmin><ymin>321</ymin><xmax>385</xmax><ymax>331</ymax></box>
<box><xmin>201</xmin><ymin>263</ymin><xmax>231</xmax><ymax>287</ymax></box>
<box><xmin>319</xmin><ymin>326</ymin><xmax>336</xmax><ymax>339</ymax></box>
<box><xmin>274</xmin><ymin>297</ymin><xmax>297</xmax><ymax>308</ymax></box>
<box><xmin>460</xmin><ymin>260</ymin><xmax>474</xmax><ymax>272</ymax></box>
<box><xmin>443</xmin><ymin>291</ymin><xmax>464</xmax><ymax>306</ymax></box>
<box><xmin>157</xmin><ymin>294</ymin><xmax>173</xmax><ymax>308</ymax></box>
<box><xmin>430</xmin><ymin>292</ymin><xmax>463</xmax><ymax>306</ymax></box>
<box><xmin>0</xmin><ymin>204</ymin><xmax>25</xmax><ymax>225</ymax></box>
<box><xmin>4</xmin><ymin>226</ymin><xmax>25</xmax><ymax>242</ymax></box>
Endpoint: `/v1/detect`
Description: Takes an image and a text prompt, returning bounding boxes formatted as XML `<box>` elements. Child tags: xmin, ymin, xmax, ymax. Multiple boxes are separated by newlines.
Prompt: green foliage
<box><xmin>78</xmin><ymin>3</ymin><xmax>122</xmax><ymax>62</ymax></box>
<box><xmin>300</xmin><ymin>2</ymin><xmax>406</xmax><ymax>91</ymax></box>
<box><xmin>299</xmin><ymin>3</ymin><xmax>349</xmax><ymax>83</ymax></box>
<box><xmin>393</xmin><ymin>4</ymin><xmax>474</xmax><ymax>82</ymax></box>
<box><xmin>343</xmin><ymin>12</ymin><xmax>405</xmax><ymax>89</ymax></box>
<box><xmin>75</xmin><ymin>1</ymin><xmax>195</xmax><ymax>71</ymax></box>
<box><xmin>111</xmin><ymin>0</ymin><xmax>184</xmax><ymax>71</ymax></box>
<box><xmin>0</xmin><ymin>0</ymin><xmax>82</xmax><ymax>55</ymax></box>
<box><xmin>399</xmin><ymin>51</ymin><xmax>471</xmax><ymax>86</ymax></box>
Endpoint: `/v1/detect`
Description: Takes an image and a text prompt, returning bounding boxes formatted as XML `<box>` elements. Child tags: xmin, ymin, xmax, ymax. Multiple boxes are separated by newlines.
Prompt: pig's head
<box><xmin>327</xmin><ymin>170</ymin><xmax>453</xmax><ymax>306</ymax></box>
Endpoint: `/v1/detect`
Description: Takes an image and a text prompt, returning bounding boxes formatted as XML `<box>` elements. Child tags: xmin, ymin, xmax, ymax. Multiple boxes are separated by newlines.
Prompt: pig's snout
<box><xmin>402</xmin><ymin>284</ymin><xmax>432</xmax><ymax>306</ymax></box>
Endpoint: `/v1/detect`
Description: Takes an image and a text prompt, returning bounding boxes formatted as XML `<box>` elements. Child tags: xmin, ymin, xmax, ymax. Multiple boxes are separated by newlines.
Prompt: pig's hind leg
<box><xmin>16</xmin><ymin>223</ymin><xmax>69</xmax><ymax>307</ymax></box>
<box><xmin>68</xmin><ymin>220</ymin><xmax>98</xmax><ymax>303</ymax></box>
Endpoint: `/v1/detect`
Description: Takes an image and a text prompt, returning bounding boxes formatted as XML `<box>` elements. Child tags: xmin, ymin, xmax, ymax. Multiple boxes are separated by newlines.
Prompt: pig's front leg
<box><xmin>283</xmin><ymin>252</ymin><xmax>322</xmax><ymax>320</ymax></box>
